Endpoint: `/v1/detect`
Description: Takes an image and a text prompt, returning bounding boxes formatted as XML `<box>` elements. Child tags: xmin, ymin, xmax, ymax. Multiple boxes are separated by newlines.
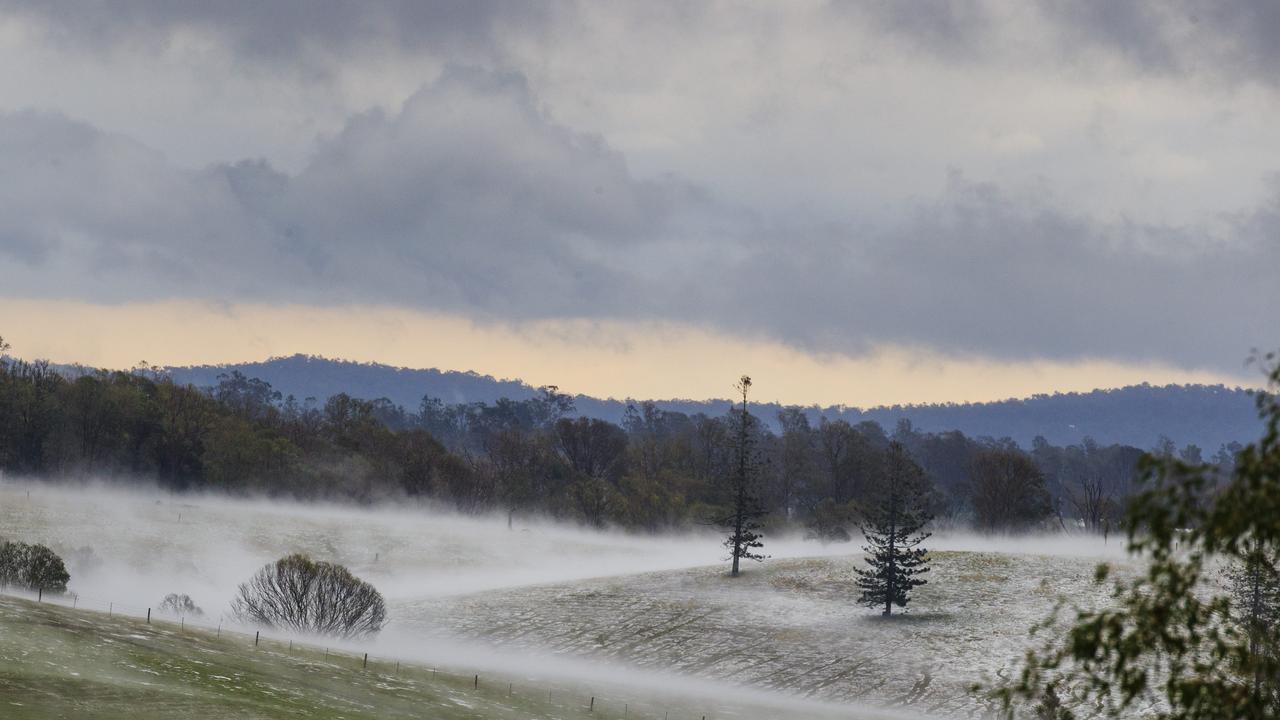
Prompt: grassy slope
<box><xmin>0</xmin><ymin>595</ymin><xmax>604</xmax><ymax>720</ymax></box>
<box><xmin>398</xmin><ymin>551</ymin><xmax>1132</xmax><ymax>719</ymax></box>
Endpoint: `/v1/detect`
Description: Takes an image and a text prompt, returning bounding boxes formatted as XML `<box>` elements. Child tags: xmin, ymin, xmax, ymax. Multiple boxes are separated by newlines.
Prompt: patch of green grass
<box><xmin>0</xmin><ymin>595</ymin><xmax>594</xmax><ymax>720</ymax></box>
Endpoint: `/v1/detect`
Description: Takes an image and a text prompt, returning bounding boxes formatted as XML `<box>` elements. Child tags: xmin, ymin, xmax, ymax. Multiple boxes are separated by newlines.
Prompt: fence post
<box><xmin>508</xmin><ymin>682</ymin><xmax>512</xmax><ymax>696</ymax></box>
<box><xmin>255</xmin><ymin>631</ymin><xmax>259</xmax><ymax>647</ymax></box>
<box><xmin>288</xmin><ymin>640</ymin><xmax>292</xmax><ymax>652</ymax></box>
<box><xmin>590</xmin><ymin>696</ymin><xmax>594</xmax><ymax>712</ymax></box>
<box><xmin>217</xmin><ymin>622</ymin><xmax>221</xmax><ymax>637</ymax></box>
<box><xmin>37</xmin><ymin>588</ymin><xmax>42</xmax><ymax>602</ymax></box>
<box><xmin>395</xmin><ymin>661</ymin><xmax>399</xmax><ymax>675</ymax></box>
<box><xmin>109</xmin><ymin>602</ymin><xmax>112</xmax><ymax>617</ymax></box>
<box><xmin>146</xmin><ymin>608</ymin><xmax>150</xmax><ymax>624</ymax></box>
<box><xmin>180</xmin><ymin>617</ymin><xmax>184</xmax><ymax>630</ymax></box>
<box><xmin>73</xmin><ymin>596</ymin><xmax>77</xmax><ymax>609</ymax></box>
<box><xmin>363</xmin><ymin>653</ymin><xmax>368</xmax><ymax>669</ymax></box>
<box><xmin>625</xmin><ymin>703</ymin><xmax>628</xmax><ymax>717</ymax></box>
<box><xmin>474</xmin><ymin>674</ymin><xmax>478</xmax><ymax>689</ymax></box>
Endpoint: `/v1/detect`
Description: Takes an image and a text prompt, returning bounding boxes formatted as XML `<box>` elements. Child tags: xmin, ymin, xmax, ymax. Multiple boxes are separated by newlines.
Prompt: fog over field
<box><xmin>0</xmin><ymin>478</ymin><xmax>1137</xmax><ymax>719</ymax></box>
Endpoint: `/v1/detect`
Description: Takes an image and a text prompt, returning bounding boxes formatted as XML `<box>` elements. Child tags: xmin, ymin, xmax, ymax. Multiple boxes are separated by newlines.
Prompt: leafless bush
<box><xmin>158</xmin><ymin>593</ymin><xmax>203</xmax><ymax>617</ymax></box>
<box><xmin>230</xmin><ymin>554</ymin><xmax>386</xmax><ymax>638</ymax></box>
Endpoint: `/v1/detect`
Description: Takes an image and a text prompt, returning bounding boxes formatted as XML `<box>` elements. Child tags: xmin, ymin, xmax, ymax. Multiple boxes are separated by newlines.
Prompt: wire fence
<box><xmin>0</xmin><ymin>586</ymin><xmax>716</xmax><ymax>720</ymax></box>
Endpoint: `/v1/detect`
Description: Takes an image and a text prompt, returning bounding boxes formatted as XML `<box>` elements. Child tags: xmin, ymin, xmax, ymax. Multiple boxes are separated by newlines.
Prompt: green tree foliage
<box><xmin>855</xmin><ymin>442</ymin><xmax>932</xmax><ymax>615</ymax></box>
<box><xmin>231</xmin><ymin>554</ymin><xmax>386</xmax><ymax>638</ymax></box>
<box><xmin>0</xmin><ymin>541</ymin><xmax>70</xmax><ymax>594</ymax></box>
<box><xmin>993</xmin><ymin>356</ymin><xmax>1280</xmax><ymax>719</ymax></box>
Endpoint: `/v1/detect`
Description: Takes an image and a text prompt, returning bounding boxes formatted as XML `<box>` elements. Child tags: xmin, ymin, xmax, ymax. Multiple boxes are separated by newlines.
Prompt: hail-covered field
<box><xmin>0</xmin><ymin>480</ymin><xmax>1135</xmax><ymax>719</ymax></box>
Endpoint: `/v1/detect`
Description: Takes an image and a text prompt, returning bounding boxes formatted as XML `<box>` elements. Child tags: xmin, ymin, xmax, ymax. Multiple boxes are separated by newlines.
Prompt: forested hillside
<box><xmin>165</xmin><ymin>355</ymin><xmax>1257</xmax><ymax>450</ymax></box>
<box><xmin>0</xmin><ymin>347</ymin><xmax>1247</xmax><ymax>537</ymax></box>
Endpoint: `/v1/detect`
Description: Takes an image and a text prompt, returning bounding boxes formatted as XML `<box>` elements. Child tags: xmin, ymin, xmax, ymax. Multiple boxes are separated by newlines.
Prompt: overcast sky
<box><xmin>0</xmin><ymin>1</ymin><xmax>1276</xmax><ymax>403</ymax></box>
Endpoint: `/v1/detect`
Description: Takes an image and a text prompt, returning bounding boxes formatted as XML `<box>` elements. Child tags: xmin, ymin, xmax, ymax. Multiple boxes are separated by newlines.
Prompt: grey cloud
<box><xmin>8</xmin><ymin>0</ymin><xmax>1280</xmax><ymax>88</ymax></box>
<box><xmin>1</xmin><ymin>0</ymin><xmax>554</xmax><ymax>67</ymax></box>
<box><xmin>838</xmin><ymin>0</ymin><xmax>1280</xmax><ymax>87</ymax></box>
<box><xmin>0</xmin><ymin>67</ymin><xmax>667</xmax><ymax>315</ymax></box>
<box><xmin>0</xmin><ymin>68</ymin><xmax>1275</xmax><ymax>372</ymax></box>
<box><xmin>670</xmin><ymin>172</ymin><xmax>1280</xmax><ymax>369</ymax></box>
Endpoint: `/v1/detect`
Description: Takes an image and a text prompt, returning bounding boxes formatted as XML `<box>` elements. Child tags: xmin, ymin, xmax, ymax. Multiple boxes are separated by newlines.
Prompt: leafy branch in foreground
<box><xmin>990</xmin><ymin>354</ymin><xmax>1280</xmax><ymax>719</ymax></box>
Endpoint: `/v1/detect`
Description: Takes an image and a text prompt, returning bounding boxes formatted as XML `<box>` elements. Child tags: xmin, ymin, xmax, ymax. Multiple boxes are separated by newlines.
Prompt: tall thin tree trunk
<box><xmin>1251</xmin><ymin>559</ymin><xmax>1264</xmax><ymax>701</ymax></box>
<box><xmin>731</xmin><ymin>379</ymin><xmax>749</xmax><ymax>578</ymax></box>
<box><xmin>884</xmin><ymin>488</ymin><xmax>897</xmax><ymax>617</ymax></box>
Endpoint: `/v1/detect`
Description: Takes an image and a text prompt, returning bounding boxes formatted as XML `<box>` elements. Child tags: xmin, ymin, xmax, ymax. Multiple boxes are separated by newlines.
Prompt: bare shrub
<box><xmin>158</xmin><ymin>593</ymin><xmax>203</xmax><ymax>617</ymax></box>
<box><xmin>230</xmin><ymin>554</ymin><xmax>386</xmax><ymax>638</ymax></box>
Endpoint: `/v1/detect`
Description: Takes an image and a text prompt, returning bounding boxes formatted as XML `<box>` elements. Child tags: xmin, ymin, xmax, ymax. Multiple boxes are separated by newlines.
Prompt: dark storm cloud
<box><xmin>0</xmin><ymin>0</ymin><xmax>554</xmax><ymax>65</ymax></box>
<box><xmin>0</xmin><ymin>67</ymin><xmax>1275</xmax><ymax>371</ymax></box>
<box><xmin>841</xmin><ymin>0</ymin><xmax>1280</xmax><ymax>86</ymax></box>
<box><xmin>1</xmin><ymin>2</ymin><xmax>1277</xmax><ymax>372</ymax></box>
<box><xmin>8</xmin><ymin>0</ymin><xmax>1280</xmax><ymax>87</ymax></box>
<box><xmin>673</xmin><ymin>173</ymin><xmax>1279</xmax><ymax>369</ymax></box>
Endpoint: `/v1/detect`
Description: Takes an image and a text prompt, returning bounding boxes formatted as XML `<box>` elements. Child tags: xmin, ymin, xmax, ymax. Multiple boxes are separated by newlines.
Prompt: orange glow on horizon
<box><xmin>0</xmin><ymin>298</ymin><xmax>1258</xmax><ymax>407</ymax></box>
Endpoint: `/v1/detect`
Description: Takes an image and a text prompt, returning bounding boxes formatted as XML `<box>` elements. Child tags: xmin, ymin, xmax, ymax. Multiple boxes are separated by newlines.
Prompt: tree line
<box><xmin>0</xmin><ymin>340</ymin><xmax>1240</xmax><ymax>537</ymax></box>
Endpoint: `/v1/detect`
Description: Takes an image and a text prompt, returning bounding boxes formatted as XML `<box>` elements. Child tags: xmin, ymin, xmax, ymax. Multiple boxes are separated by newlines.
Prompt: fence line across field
<box><xmin>1</xmin><ymin>586</ymin><xmax>718</xmax><ymax>720</ymax></box>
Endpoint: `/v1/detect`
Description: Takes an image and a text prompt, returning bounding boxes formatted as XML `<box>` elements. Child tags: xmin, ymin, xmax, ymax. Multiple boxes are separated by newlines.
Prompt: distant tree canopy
<box><xmin>968</xmin><ymin>447</ymin><xmax>1054</xmax><ymax>532</ymax></box>
<box><xmin>161</xmin><ymin>354</ymin><xmax>1259</xmax><ymax>451</ymax></box>
<box><xmin>0</xmin><ymin>337</ymin><xmax>1233</xmax><ymax>535</ymax></box>
<box><xmin>0</xmin><ymin>541</ymin><xmax>70</xmax><ymax>594</ymax></box>
<box><xmin>231</xmin><ymin>554</ymin><xmax>386</xmax><ymax>639</ymax></box>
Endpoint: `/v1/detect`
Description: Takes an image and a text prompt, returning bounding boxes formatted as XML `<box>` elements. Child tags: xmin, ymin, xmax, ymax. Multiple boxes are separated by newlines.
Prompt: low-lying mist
<box><xmin>0</xmin><ymin>477</ymin><xmax>1127</xmax><ymax>620</ymax></box>
<box><xmin>0</xmin><ymin>477</ymin><xmax>1135</xmax><ymax>720</ymax></box>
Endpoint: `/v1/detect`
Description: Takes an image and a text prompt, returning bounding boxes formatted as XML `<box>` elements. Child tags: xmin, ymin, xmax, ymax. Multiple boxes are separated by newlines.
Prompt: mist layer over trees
<box><xmin>0</xmin><ymin>350</ymin><xmax>1241</xmax><ymax>535</ymax></box>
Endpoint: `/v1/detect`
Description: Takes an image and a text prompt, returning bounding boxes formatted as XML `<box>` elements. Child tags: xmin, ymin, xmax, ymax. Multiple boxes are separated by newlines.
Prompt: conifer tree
<box><xmin>716</xmin><ymin>375</ymin><xmax>767</xmax><ymax>576</ymax></box>
<box><xmin>1226</xmin><ymin>546</ymin><xmax>1280</xmax><ymax>703</ymax></box>
<box><xmin>855</xmin><ymin>441</ymin><xmax>933</xmax><ymax>615</ymax></box>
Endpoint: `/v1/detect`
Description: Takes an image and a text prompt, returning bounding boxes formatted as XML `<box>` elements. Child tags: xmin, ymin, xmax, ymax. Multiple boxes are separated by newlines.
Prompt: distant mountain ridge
<box><xmin>159</xmin><ymin>354</ymin><xmax>1261</xmax><ymax>452</ymax></box>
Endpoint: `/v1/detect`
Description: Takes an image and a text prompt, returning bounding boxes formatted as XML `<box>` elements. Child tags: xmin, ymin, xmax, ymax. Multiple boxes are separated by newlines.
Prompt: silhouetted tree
<box><xmin>855</xmin><ymin>442</ymin><xmax>932</xmax><ymax>616</ymax></box>
<box><xmin>969</xmin><ymin>447</ymin><xmax>1052</xmax><ymax>531</ymax></box>
<box><xmin>1226</xmin><ymin>546</ymin><xmax>1280</xmax><ymax>703</ymax></box>
<box><xmin>715</xmin><ymin>376</ymin><xmax>767</xmax><ymax>576</ymax></box>
<box><xmin>231</xmin><ymin>554</ymin><xmax>386</xmax><ymax>638</ymax></box>
<box><xmin>556</xmin><ymin>417</ymin><xmax>628</xmax><ymax>526</ymax></box>
<box><xmin>805</xmin><ymin>498</ymin><xmax>853</xmax><ymax>544</ymax></box>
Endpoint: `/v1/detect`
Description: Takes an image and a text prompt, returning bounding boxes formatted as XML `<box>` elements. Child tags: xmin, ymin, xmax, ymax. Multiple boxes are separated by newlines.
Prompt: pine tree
<box><xmin>855</xmin><ymin>441</ymin><xmax>933</xmax><ymax>615</ymax></box>
<box><xmin>716</xmin><ymin>375</ymin><xmax>767</xmax><ymax>577</ymax></box>
<box><xmin>1226</xmin><ymin>546</ymin><xmax>1280</xmax><ymax>702</ymax></box>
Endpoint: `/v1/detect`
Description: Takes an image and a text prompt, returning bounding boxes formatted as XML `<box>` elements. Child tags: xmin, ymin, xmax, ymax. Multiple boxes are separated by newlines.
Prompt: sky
<box><xmin>0</xmin><ymin>1</ymin><xmax>1276</xmax><ymax>405</ymax></box>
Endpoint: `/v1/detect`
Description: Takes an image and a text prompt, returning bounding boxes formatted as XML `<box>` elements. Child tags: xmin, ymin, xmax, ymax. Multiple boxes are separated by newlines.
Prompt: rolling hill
<box><xmin>162</xmin><ymin>355</ymin><xmax>1260</xmax><ymax>450</ymax></box>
